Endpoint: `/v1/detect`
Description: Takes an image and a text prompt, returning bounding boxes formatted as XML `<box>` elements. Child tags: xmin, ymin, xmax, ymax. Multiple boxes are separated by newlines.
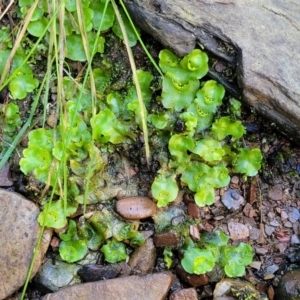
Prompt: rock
<box><xmin>213</xmin><ymin>278</ymin><xmax>260</xmax><ymax>300</ymax></box>
<box><xmin>77</xmin><ymin>264</ymin><xmax>122</xmax><ymax>282</ymax></box>
<box><xmin>228</xmin><ymin>221</ymin><xmax>250</xmax><ymax>241</ymax></box>
<box><xmin>187</xmin><ymin>202</ymin><xmax>201</xmax><ymax>218</ymax></box>
<box><xmin>221</xmin><ymin>189</ymin><xmax>245</xmax><ymax>210</ymax></box>
<box><xmin>0</xmin><ymin>163</ymin><xmax>13</xmax><ymax>186</ymax></box>
<box><xmin>153</xmin><ymin>230</ymin><xmax>181</xmax><ymax>247</ymax></box>
<box><xmin>176</xmin><ymin>264</ymin><xmax>209</xmax><ymax>287</ymax></box>
<box><xmin>287</xmin><ymin>207</ymin><xmax>300</xmax><ymax>223</ymax></box>
<box><xmin>82</xmin><ymin>153</ymin><xmax>142</xmax><ymax>204</ymax></box>
<box><xmin>230</xmin><ymin>176</ymin><xmax>239</xmax><ymax>185</ymax></box>
<box><xmin>291</xmin><ymin>234</ymin><xmax>300</xmax><ymax>244</ymax></box>
<box><xmin>275</xmin><ymin>268</ymin><xmax>300</xmax><ymax>300</ymax></box>
<box><xmin>169</xmin><ymin>288</ymin><xmax>198</xmax><ymax>300</ymax></box>
<box><xmin>0</xmin><ymin>189</ymin><xmax>51</xmax><ymax>299</ymax></box>
<box><xmin>249</xmin><ymin>227</ymin><xmax>261</xmax><ymax>240</ymax></box>
<box><xmin>153</xmin><ymin>206</ymin><xmax>185</xmax><ymax>231</ymax></box>
<box><xmin>265</xmin><ymin>224</ymin><xmax>275</xmax><ymax>236</ymax></box>
<box><xmin>270</xmin><ymin>220</ymin><xmax>280</xmax><ymax>227</ymax></box>
<box><xmin>33</xmin><ymin>259</ymin><xmax>82</xmax><ymax>292</ymax></box>
<box><xmin>123</xmin><ymin>0</ymin><xmax>300</xmax><ymax>143</ymax></box>
<box><xmin>42</xmin><ymin>272</ymin><xmax>173</xmax><ymax>300</ymax></box>
<box><xmin>116</xmin><ymin>196</ymin><xmax>156</xmax><ymax>220</ymax></box>
<box><xmin>255</xmin><ymin>247</ymin><xmax>269</xmax><ymax>256</ymax></box>
<box><xmin>128</xmin><ymin>238</ymin><xmax>156</xmax><ymax>275</ymax></box>
<box><xmin>206</xmin><ymin>264</ymin><xmax>225</xmax><ymax>283</ymax></box>
<box><xmin>199</xmin><ymin>285</ymin><xmax>213</xmax><ymax>299</ymax></box>
<box><xmin>268</xmin><ymin>184</ymin><xmax>283</xmax><ymax>201</ymax></box>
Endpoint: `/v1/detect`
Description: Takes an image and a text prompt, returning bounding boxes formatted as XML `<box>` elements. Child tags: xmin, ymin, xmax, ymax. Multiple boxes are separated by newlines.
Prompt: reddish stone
<box><xmin>153</xmin><ymin>230</ymin><xmax>180</xmax><ymax>248</ymax></box>
<box><xmin>176</xmin><ymin>265</ymin><xmax>209</xmax><ymax>287</ymax></box>
<box><xmin>187</xmin><ymin>202</ymin><xmax>201</xmax><ymax>218</ymax></box>
<box><xmin>116</xmin><ymin>197</ymin><xmax>156</xmax><ymax>220</ymax></box>
<box><xmin>169</xmin><ymin>288</ymin><xmax>198</xmax><ymax>300</ymax></box>
<box><xmin>268</xmin><ymin>184</ymin><xmax>283</xmax><ymax>201</ymax></box>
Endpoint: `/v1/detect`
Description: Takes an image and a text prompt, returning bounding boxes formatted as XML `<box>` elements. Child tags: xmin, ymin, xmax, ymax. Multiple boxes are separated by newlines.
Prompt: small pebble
<box><xmin>291</xmin><ymin>234</ymin><xmax>300</xmax><ymax>244</ymax></box>
<box><xmin>265</xmin><ymin>264</ymin><xmax>279</xmax><ymax>275</ymax></box>
<box><xmin>0</xmin><ymin>163</ymin><xmax>13</xmax><ymax>187</ymax></box>
<box><xmin>128</xmin><ymin>238</ymin><xmax>156</xmax><ymax>275</ymax></box>
<box><xmin>243</xmin><ymin>203</ymin><xmax>253</xmax><ymax>217</ymax></box>
<box><xmin>268</xmin><ymin>184</ymin><xmax>283</xmax><ymax>201</ymax></box>
<box><xmin>153</xmin><ymin>230</ymin><xmax>181</xmax><ymax>247</ymax></box>
<box><xmin>176</xmin><ymin>265</ymin><xmax>208</xmax><ymax>287</ymax></box>
<box><xmin>293</xmin><ymin>222</ymin><xmax>300</xmax><ymax>235</ymax></box>
<box><xmin>267</xmin><ymin>211</ymin><xmax>276</xmax><ymax>220</ymax></box>
<box><xmin>255</xmin><ymin>247</ymin><xmax>269</xmax><ymax>255</ymax></box>
<box><xmin>172</xmin><ymin>216</ymin><xmax>185</xmax><ymax>226</ymax></box>
<box><xmin>287</xmin><ymin>207</ymin><xmax>300</xmax><ymax>223</ymax></box>
<box><xmin>281</xmin><ymin>210</ymin><xmax>288</xmax><ymax>221</ymax></box>
<box><xmin>187</xmin><ymin>202</ymin><xmax>201</xmax><ymax>218</ymax></box>
<box><xmin>116</xmin><ymin>197</ymin><xmax>156</xmax><ymax>220</ymax></box>
<box><xmin>270</xmin><ymin>220</ymin><xmax>280</xmax><ymax>227</ymax></box>
<box><xmin>221</xmin><ymin>189</ymin><xmax>245</xmax><ymax>210</ymax></box>
<box><xmin>265</xmin><ymin>224</ymin><xmax>275</xmax><ymax>236</ymax></box>
<box><xmin>170</xmin><ymin>288</ymin><xmax>198</xmax><ymax>300</ymax></box>
<box><xmin>228</xmin><ymin>221</ymin><xmax>249</xmax><ymax>240</ymax></box>
<box><xmin>230</xmin><ymin>176</ymin><xmax>239</xmax><ymax>185</ymax></box>
<box><xmin>284</xmin><ymin>221</ymin><xmax>293</xmax><ymax>228</ymax></box>
<box><xmin>250</xmin><ymin>261</ymin><xmax>262</xmax><ymax>270</ymax></box>
<box><xmin>77</xmin><ymin>264</ymin><xmax>122</xmax><ymax>282</ymax></box>
<box><xmin>249</xmin><ymin>227</ymin><xmax>261</xmax><ymax>240</ymax></box>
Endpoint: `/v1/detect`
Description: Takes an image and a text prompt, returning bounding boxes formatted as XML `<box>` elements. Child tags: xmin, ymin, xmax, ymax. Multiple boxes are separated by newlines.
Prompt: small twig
<box><xmin>0</xmin><ymin>0</ymin><xmax>14</xmax><ymax>21</ymax></box>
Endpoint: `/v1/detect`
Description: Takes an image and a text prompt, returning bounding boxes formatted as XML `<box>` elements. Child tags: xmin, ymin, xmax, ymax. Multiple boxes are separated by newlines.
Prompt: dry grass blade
<box><xmin>111</xmin><ymin>0</ymin><xmax>150</xmax><ymax>166</ymax></box>
<box><xmin>0</xmin><ymin>0</ymin><xmax>39</xmax><ymax>86</ymax></box>
<box><xmin>0</xmin><ymin>0</ymin><xmax>15</xmax><ymax>21</ymax></box>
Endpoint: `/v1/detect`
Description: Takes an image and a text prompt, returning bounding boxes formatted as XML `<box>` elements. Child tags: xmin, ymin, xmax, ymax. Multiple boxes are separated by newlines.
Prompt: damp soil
<box><xmin>2</xmin><ymin>27</ymin><xmax>300</xmax><ymax>300</ymax></box>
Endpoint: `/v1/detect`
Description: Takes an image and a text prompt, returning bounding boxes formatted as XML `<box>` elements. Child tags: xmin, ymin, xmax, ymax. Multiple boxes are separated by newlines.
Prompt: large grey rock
<box><xmin>124</xmin><ymin>0</ymin><xmax>300</xmax><ymax>143</ymax></box>
<box><xmin>42</xmin><ymin>272</ymin><xmax>173</xmax><ymax>300</ymax></box>
<box><xmin>0</xmin><ymin>189</ymin><xmax>51</xmax><ymax>299</ymax></box>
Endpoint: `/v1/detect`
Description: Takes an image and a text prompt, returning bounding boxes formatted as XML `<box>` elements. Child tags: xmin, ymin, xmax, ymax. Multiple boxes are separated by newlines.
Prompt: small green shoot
<box><xmin>101</xmin><ymin>239</ymin><xmax>127</xmax><ymax>263</ymax></box>
<box><xmin>59</xmin><ymin>240</ymin><xmax>88</xmax><ymax>263</ymax></box>
<box><xmin>212</xmin><ymin>116</ymin><xmax>245</xmax><ymax>141</ymax></box>
<box><xmin>168</xmin><ymin>134</ymin><xmax>195</xmax><ymax>171</ymax></box>
<box><xmin>163</xmin><ymin>247</ymin><xmax>173</xmax><ymax>269</ymax></box>
<box><xmin>151</xmin><ymin>173</ymin><xmax>179</xmax><ymax>207</ymax></box>
<box><xmin>38</xmin><ymin>199</ymin><xmax>78</xmax><ymax>229</ymax></box>
<box><xmin>192</xmin><ymin>137</ymin><xmax>225</xmax><ymax>162</ymax></box>
<box><xmin>181</xmin><ymin>247</ymin><xmax>215</xmax><ymax>274</ymax></box>
<box><xmin>233</xmin><ymin>148</ymin><xmax>263</xmax><ymax>177</ymax></box>
<box><xmin>181</xmin><ymin>231</ymin><xmax>253</xmax><ymax>277</ymax></box>
<box><xmin>220</xmin><ymin>243</ymin><xmax>253</xmax><ymax>277</ymax></box>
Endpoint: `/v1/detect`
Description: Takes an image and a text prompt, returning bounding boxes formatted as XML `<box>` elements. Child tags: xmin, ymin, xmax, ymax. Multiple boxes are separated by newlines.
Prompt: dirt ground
<box><xmin>2</xmin><ymin>28</ymin><xmax>300</xmax><ymax>299</ymax></box>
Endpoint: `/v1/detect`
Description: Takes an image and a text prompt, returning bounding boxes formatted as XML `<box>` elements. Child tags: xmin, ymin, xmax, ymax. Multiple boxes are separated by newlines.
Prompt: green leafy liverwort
<box><xmin>181</xmin><ymin>231</ymin><xmax>254</xmax><ymax>277</ymax></box>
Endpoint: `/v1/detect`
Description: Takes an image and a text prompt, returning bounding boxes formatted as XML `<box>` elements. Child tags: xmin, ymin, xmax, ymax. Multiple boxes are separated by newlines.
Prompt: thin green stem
<box><xmin>119</xmin><ymin>0</ymin><xmax>163</xmax><ymax>76</ymax></box>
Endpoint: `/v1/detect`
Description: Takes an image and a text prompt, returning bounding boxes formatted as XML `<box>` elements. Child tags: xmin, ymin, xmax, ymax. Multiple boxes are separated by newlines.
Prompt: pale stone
<box><xmin>0</xmin><ymin>189</ymin><xmax>51</xmax><ymax>299</ymax></box>
<box><xmin>42</xmin><ymin>273</ymin><xmax>173</xmax><ymax>300</ymax></box>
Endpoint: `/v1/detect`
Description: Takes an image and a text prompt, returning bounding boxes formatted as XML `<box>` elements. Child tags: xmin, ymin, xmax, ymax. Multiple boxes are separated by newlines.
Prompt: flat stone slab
<box><xmin>124</xmin><ymin>0</ymin><xmax>300</xmax><ymax>143</ymax></box>
<box><xmin>0</xmin><ymin>189</ymin><xmax>51</xmax><ymax>299</ymax></box>
<box><xmin>42</xmin><ymin>272</ymin><xmax>173</xmax><ymax>300</ymax></box>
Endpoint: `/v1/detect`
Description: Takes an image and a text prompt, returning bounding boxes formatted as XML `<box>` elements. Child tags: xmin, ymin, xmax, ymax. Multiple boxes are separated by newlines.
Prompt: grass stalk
<box><xmin>119</xmin><ymin>0</ymin><xmax>163</xmax><ymax>76</ymax></box>
<box><xmin>111</xmin><ymin>0</ymin><xmax>150</xmax><ymax>166</ymax></box>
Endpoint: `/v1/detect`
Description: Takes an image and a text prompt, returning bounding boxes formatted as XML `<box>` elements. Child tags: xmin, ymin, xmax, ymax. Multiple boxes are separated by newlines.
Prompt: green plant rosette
<box><xmin>181</xmin><ymin>247</ymin><xmax>215</xmax><ymax>275</ymax></box>
<box><xmin>101</xmin><ymin>239</ymin><xmax>127</xmax><ymax>263</ymax></box>
<box><xmin>220</xmin><ymin>243</ymin><xmax>253</xmax><ymax>277</ymax></box>
<box><xmin>151</xmin><ymin>173</ymin><xmax>179</xmax><ymax>207</ymax></box>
